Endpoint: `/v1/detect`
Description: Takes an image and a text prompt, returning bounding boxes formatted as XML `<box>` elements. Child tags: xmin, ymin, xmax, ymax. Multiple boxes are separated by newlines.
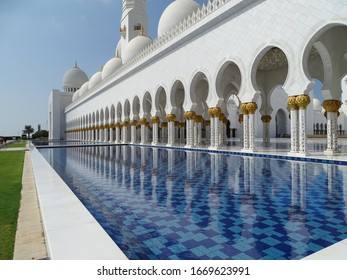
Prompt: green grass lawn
<box><xmin>0</xmin><ymin>151</ymin><xmax>25</xmax><ymax>259</ymax></box>
<box><xmin>5</xmin><ymin>140</ymin><xmax>27</xmax><ymax>148</ymax></box>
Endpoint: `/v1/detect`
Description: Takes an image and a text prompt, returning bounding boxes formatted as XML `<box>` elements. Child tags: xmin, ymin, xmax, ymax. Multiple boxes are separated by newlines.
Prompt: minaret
<box><xmin>120</xmin><ymin>0</ymin><xmax>149</xmax><ymax>43</ymax></box>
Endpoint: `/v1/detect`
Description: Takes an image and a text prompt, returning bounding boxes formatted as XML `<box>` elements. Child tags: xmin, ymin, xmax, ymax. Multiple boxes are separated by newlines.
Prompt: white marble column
<box><xmin>296</xmin><ymin>95</ymin><xmax>310</xmax><ymax>155</ymax></box>
<box><xmin>138</xmin><ymin>118</ymin><xmax>146</xmax><ymax>144</ymax></box>
<box><xmin>195</xmin><ymin>117</ymin><xmax>202</xmax><ymax>146</ymax></box>
<box><xmin>99</xmin><ymin>124</ymin><xmax>103</xmax><ymax>141</ymax></box>
<box><xmin>239</xmin><ymin>115</ymin><xmax>244</xmax><ymax>147</ymax></box>
<box><xmin>243</xmin><ymin>115</ymin><xmax>249</xmax><ymax>150</ymax></box>
<box><xmin>248</xmin><ymin>103</ymin><xmax>258</xmax><ymax>152</ymax></box>
<box><xmin>115</xmin><ymin>123</ymin><xmax>121</xmax><ymax>143</ymax></box>
<box><xmin>122</xmin><ymin>122</ymin><xmax>129</xmax><ymax>143</ymax></box>
<box><xmin>130</xmin><ymin>120</ymin><xmax>137</xmax><ymax>144</ymax></box>
<box><xmin>218</xmin><ymin>114</ymin><xmax>227</xmax><ymax>147</ymax></box>
<box><xmin>205</xmin><ymin>120</ymin><xmax>211</xmax><ymax>145</ymax></box>
<box><xmin>109</xmin><ymin>126</ymin><xmax>114</xmax><ymax>143</ymax></box>
<box><xmin>95</xmin><ymin>125</ymin><xmax>99</xmax><ymax>142</ymax></box>
<box><xmin>166</xmin><ymin>114</ymin><xmax>176</xmax><ymax>146</ymax></box>
<box><xmin>287</xmin><ymin>96</ymin><xmax>299</xmax><ymax>154</ymax></box>
<box><xmin>151</xmin><ymin>116</ymin><xmax>159</xmax><ymax>145</ymax></box>
<box><xmin>261</xmin><ymin>115</ymin><xmax>271</xmax><ymax>147</ymax></box>
<box><xmin>240</xmin><ymin>102</ymin><xmax>257</xmax><ymax>152</ymax></box>
<box><xmin>184</xmin><ymin>111</ymin><xmax>195</xmax><ymax>147</ymax></box>
<box><xmin>180</xmin><ymin>122</ymin><xmax>185</xmax><ymax>144</ymax></box>
<box><xmin>208</xmin><ymin>107</ymin><xmax>221</xmax><ymax>149</ymax></box>
<box><xmin>104</xmin><ymin>126</ymin><xmax>109</xmax><ymax>142</ymax></box>
<box><xmin>161</xmin><ymin>123</ymin><xmax>168</xmax><ymax>144</ymax></box>
<box><xmin>175</xmin><ymin>121</ymin><xmax>179</xmax><ymax>143</ymax></box>
<box><xmin>323</xmin><ymin>100</ymin><xmax>341</xmax><ymax>155</ymax></box>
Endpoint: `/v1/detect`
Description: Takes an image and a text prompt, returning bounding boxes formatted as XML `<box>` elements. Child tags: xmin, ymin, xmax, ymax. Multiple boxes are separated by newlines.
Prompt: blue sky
<box><xmin>0</xmin><ymin>0</ymin><xmax>208</xmax><ymax>136</ymax></box>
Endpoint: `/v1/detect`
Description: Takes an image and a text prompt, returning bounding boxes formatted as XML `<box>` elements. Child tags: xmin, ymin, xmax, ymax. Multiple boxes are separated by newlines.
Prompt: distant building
<box><xmin>48</xmin><ymin>62</ymin><xmax>88</xmax><ymax>140</ymax></box>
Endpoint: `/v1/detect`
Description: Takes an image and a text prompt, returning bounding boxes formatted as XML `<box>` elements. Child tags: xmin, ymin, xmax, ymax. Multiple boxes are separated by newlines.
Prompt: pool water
<box><xmin>39</xmin><ymin>145</ymin><xmax>347</xmax><ymax>260</ymax></box>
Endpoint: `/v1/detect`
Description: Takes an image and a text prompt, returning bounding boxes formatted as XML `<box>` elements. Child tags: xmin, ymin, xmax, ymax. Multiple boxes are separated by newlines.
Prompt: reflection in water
<box><xmin>40</xmin><ymin>146</ymin><xmax>347</xmax><ymax>260</ymax></box>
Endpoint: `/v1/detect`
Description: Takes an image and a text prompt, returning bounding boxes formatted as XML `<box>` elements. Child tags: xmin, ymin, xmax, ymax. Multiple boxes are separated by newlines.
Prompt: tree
<box><xmin>23</xmin><ymin>125</ymin><xmax>34</xmax><ymax>139</ymax></box>
<box><xmin>32</xmin><ymin>130</ymin><xmax>48</xmax><ymax>139</ymax></box>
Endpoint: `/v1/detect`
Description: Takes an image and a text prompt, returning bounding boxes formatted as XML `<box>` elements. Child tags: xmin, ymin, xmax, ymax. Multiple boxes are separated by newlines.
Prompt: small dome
<box><xmin>158</xmin><ymin>0</ymin><xmax>200</xmax><ymax>37</ymax></box>
<box><xmin>102</xmin><ymin>57</ymin><xmax>122</xmax><ymax>80</ymax></box>
<box><xmin>313</xmin><ymin>98</ymin><xmax>321</xmax><ymax>110</ymax></box>
<box><xmin>123</xmin><ymin>35</ymin><xmax>152</xmax><ymax>63</ymax></box>
<box><xmin>79</xmin><ymin>81</ymin><xmax>89</xmax><ymax>97</ymax></box>
<box><xmin>116</xmin><ymin>39</ymin><xmax>122</xmax><ymax>58</ymax></box>
<box><xmin>62</xmin><ymin>63</ymin><xmax>89</xmax><ymax>90</ymax></box>
<box><xmin>89</xmin><ymin>71</ymin><xmax>102</xmax><ymax>89</ymax></box>
<box><xmin>72</xmin><ymin>90</ymin><xmax>80</xmax><ymax>102</ymax></box>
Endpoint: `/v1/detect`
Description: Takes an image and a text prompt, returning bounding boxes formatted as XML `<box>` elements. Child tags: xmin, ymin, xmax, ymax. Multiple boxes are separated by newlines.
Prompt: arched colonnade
<box><xmin>66</xmin><ymin>24</ymin><xmax>347</xmax><ymax>155</ymax></box>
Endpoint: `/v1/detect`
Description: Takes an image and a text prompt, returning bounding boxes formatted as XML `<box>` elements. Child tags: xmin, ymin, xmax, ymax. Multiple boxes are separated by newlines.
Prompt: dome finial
<box><xmin>74</xmin><ymin>61</ymin><xmax>78</xmax><ymax>68</ymax></box>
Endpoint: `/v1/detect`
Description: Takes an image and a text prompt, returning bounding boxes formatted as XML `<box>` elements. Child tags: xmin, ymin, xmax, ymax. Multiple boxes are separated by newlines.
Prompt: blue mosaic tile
<box><xmin>39</xmin><ymin>145</ymin><xmax>347</xmax><ymax>260</ymax></box>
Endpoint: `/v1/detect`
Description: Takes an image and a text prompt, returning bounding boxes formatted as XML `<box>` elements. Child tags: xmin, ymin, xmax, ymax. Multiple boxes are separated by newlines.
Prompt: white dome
<box><xmin>89</xmin><ymin>71</ymin><xmax>102</xmax><ymax>89</ymax></box>
<box><xmin>116</xmin><ymin>39</ymin><xmax>122</xmax><ymax>58</ymax></box>
<box><xmin>62</xmin><ymin>64</ymin><xmax>89</xmax><ymax>89</ymax></box>
<box><xmin>123</xmin><ymin>35</ymin><xmax>152</xmax><ymax>63</ymax></box>
<box><xmin>72</xmin><ymin>90</ymin><xmax>80</xmax><ymax>102</ymax></box>
<box><xmin>313</xmin><ymin>98</ymin><xmax>321</xmax><ymax>110</ymax></box>
<box><xmin>79</xmin><ymin>81</ymin><xmax>89</xmax><ymax>97</ymax></box>
<box><xmin>158</xmin><ymin>0</ymin><xmax>200</xmax><ymax>37</ymax></box>
<box><xmin>102</xmin><ymin>57</ymin><xmax>122</xmax><ymax>80</ymax></box>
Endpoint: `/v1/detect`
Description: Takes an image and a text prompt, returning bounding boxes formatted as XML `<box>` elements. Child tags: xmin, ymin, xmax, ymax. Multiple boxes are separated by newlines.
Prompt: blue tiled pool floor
<box><xmin>39</xmin><ymin>145</ymin><xmax>347</xmax><ymax>260</ymax></box>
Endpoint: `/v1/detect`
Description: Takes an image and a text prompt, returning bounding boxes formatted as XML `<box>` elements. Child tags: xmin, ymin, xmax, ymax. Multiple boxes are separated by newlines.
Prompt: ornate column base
<box><xmin>287</xmin><ymin>151</ymin><xmax>311</xmax><ymax>157</ymax></box>
<box><xmin>241</xmin><ymin>148</ymin><xmax>258</xmax><ymax>153</ymax></box>
<box><xmin>324</xmin><ymin>149</ymin><xmax>341</xmax><ymax>156</ymax></box>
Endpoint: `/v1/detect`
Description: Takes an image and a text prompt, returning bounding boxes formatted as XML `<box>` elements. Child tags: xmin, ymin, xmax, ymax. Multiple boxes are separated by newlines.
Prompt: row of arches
<box><xmin>66</xmin><ymin>24</ymin><xmax>347</xmax><ymax>155</ymax></box>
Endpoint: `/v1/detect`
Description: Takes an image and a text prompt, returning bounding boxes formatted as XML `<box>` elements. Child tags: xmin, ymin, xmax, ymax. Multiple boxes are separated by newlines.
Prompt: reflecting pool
<box><xmin>38</xmin><ymin>145</ymin><xmax>347</xmax><ymax>260</ymax></box>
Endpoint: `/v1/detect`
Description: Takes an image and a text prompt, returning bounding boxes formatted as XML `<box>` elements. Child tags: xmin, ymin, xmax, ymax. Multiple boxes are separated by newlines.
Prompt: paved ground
<box><xmin>12</xmin><ymin>150</ymin><xmax>48</xmax><ymax>260</ymax></box>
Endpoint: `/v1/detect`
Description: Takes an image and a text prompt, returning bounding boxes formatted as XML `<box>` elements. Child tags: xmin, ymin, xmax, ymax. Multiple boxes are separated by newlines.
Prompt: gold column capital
<box><xmin>204</xmin><ymin>120</ymin><xmax>211</xmax><ymax>126</ymax></box>
<box><xmin>161</xmin><ymin>122</ymin><xmax>168</xmax><ymax>128</ymax></box>
<box><xmin>179</xmin><ymin>122</ymin><xmax>185</xmax><ymax>127</ymax></box>
<box><xmin>261</xmin><ymin>115</ymin><xmax>272</xmax><ymax>123</ymax></box>
<box><xmin>184</xmin><ymin>111</ymin><xmax>196</xmax><ymax>120</ymax></box>
<box><xmin>295</xmin><ymin>94</ymin><xmax>311</xmax><ymax>110</ymax></box>
<box><xmin>121</xmin><ymin>121</ymin><xmax>129</xmax><ymax>127</ymax></box>
<box><xmin>194</xmin><ymin>115</ymin><xmax>203</xmax><ymax>123</ymax></box>
<box><xmin>247</xmin><ymin>102</ymin><xmax>258</xmax><ymax>115</ymax></box>
<box><xmin>130</xmin><ymin>120</ymin><xmax>137</xmax><ymax>126</ymax></box>
<box><xmin>322</xmin><ymin>99</ymin><xmax>341</xmax><ymax>113</ymax></box>
<box><xmin>140</xmin><ymin>118</ymin><xmax>147</xmax><ymax>125</ymax></box>
<box><xmin>287</xmin><ymin>96</ymin><xmax>298</xmax><ymax>110</ymax></box>
<box><xmin>240</xmin><ymin>103</ymin><xmax>248</xmax><ymax>115</ymax></box>
<box><xmin>152</xmin><ymin>116</ymin><xmax>160</xmax><ymax>124</ymax></box>
<box><xmin>166</xmin><ymin>114</ymin><xmax>176</xmax><ymax>122</ymax></box>
<box><xmin>208</xmin><ymin>107</ymin><xmax>221</xmax><ymax>118</ymax></box>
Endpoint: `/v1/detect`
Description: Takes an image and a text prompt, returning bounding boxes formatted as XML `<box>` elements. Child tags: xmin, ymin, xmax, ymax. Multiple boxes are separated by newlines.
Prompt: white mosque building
<box><xmin>48</xmin><ymin>0</ymin><xmax>347</xmax><ymax>156</ymax></box>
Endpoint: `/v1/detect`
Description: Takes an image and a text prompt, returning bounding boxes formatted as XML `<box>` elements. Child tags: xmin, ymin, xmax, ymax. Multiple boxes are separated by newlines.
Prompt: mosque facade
<box><xmin>48</xmin><ymin>0</ymin><xmax>347</xmax><ymax>156</ymax></box>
